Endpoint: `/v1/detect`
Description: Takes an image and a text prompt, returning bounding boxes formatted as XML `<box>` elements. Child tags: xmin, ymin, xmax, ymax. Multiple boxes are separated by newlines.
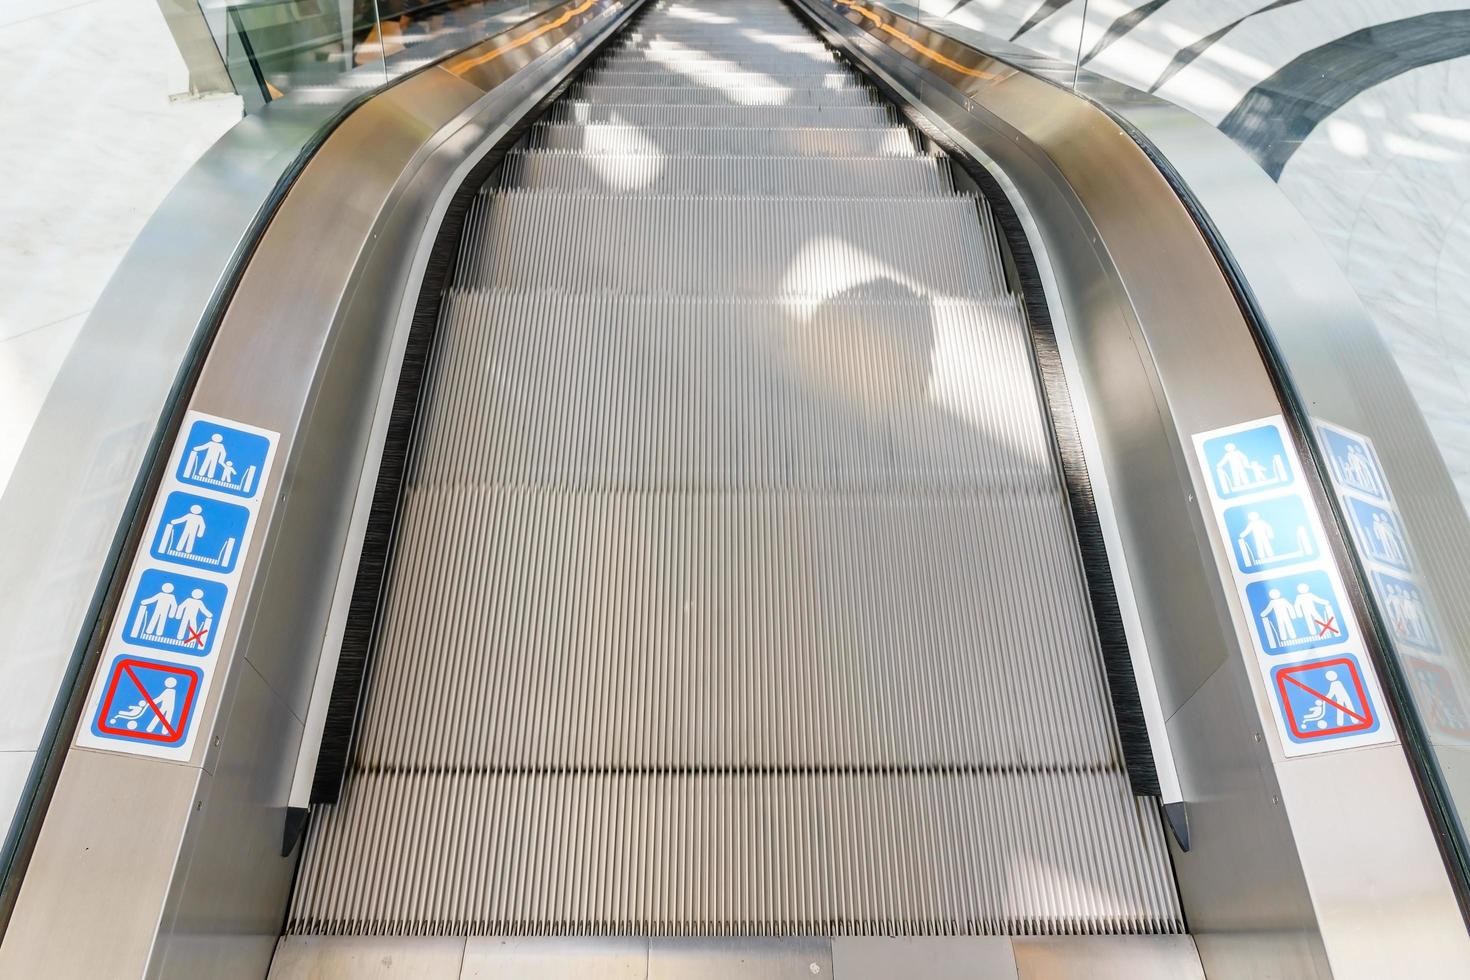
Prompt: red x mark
<box><xmin>185</xmin><ymin>625</ymin><xmax>208</xmax><ymax>648</ymax></box>
<box><xmin>122</xmin><ymin>663</ymin><xmax>181</xmax><ymax>740</ymax></box>
<box><xmin>1314</xmin><ymin>616</ymin><xmax>1340</xmax><ymax>638</ymax></box>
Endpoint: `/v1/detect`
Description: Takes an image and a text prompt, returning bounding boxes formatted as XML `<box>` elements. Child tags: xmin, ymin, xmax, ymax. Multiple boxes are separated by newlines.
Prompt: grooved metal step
<box><xmin>600</xmin><ymin>53</ymin><xmax>841</xmax><ymax>71</ymax></box>
<box><xmin>288</xmin><ymin>0</ymin><xmax>1181</xmax><ymax>942</ymax></box>
<box><xmin>616</xmin><ymin>36</ymin><xmax>832</xmax><ymax>50</ymax></box>
<box><xmin>410</xmin><ymin>291</ymin><xmax>1064</xmax><ymax>489</ymax></box>
<box><xmin>568</xmin><ymin>84</ymin><xmax>879</xmax><ymax>106</ymax></box>
<box><xmin>583</xmin><ymin>69</ymin><xmax>859</xmax><ymax>88</ymax></box>
<box><xmin>291</xmin><ymin>771</ymin><xmax>1177</xmax><ymax>937</ymax></box>
<box><xmin>526</xmin><ymin>123</ymin><xmax>922</xmax><ymax>156</ymax></box>
<box><xmin>546</xmin><ymin>102</ymin><xmax>895</xmax><ymax>127</ymax></box>
<box><xmin>501</xmin><ymin>152</ymin><xmax>953</xmax><ymax>195</ymax></box>
<box><xmin>464</xmin><ymin>194</ymin><xmax>1005</xmax><ymax>295</ymax></box>
<box><xmin>355</xmin><ymin>483</ymin><xmax>1122</xmax><ymax>770</ymax></box>
<box><xmin>406</xmin><ymin>292</ymin><xmax>1057</xmax><ymax>490</ymax></box>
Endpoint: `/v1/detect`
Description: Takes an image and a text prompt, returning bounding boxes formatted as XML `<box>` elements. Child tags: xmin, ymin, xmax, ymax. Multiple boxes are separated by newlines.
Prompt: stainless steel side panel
<box><xmin>0</xmin><ymin>2</ymin><xmax>641</xmax><ymax>976</ymax></box>
<box><xmin>788</xmin><ymin>1</ymin><xmax>1470</xmax><ymax>976</ymax></box>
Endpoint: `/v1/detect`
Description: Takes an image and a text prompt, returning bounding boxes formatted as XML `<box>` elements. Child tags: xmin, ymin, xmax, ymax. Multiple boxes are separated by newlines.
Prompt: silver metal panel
<box><xmin>831</xmin><ymin>937</ymin><xmax>1018</xmax><ymax>979</ymax></box>
<box><xmin>1010</xmin><ymin>936</ymin><xmax>1204</xmax><ymax>980</ymax></box>
<box><xmin>0</xmin><ymin>751</ymin><xmax>198</xmax><ymax>975</ymax></box>
<box><xmin>647</xmin><ymin>938</ymin><xmax>832</xmax><ymax>979</ymax></box>
<box><xmin>269</xmin><ymin>935</ymin><xmax>468</xmax><ymax>979</ymax></box>
<box><xmin>1068</xmin><ymin>61</ymin><xmax>1470</xmax><ymax>977</ymax></box>
<box><xmin>1280</xmin><ymin>744</ymin><xmax>1470</xmax><ymax>975</ymax></box>
<box><xmin>290</xmin><ymin>0</ymin><xmax>1179</xmax><ymax>938</ymax></box>
<box><xmin>462</xmin><ymin>937</ymin><xmax>647</xmax><ymax>978</ymax></box>
<box><xmin>1163</xmin><ymin>660</ymin><xmax>1328</xmax><ymax>979</ymax></box>
<box><xmin>151</xmin><ymin>659</ymin><xmax>306</xmax><ymax>979</ymax></box>
<box><xmin>266</xmin><ymin>933</ymin><xmax>1206</xmax><ymax>977</ymax></box>
<box><xmin>0</xmin><ymin>0</ymin><xmax>566</xmax><ymax>767</ymax></box>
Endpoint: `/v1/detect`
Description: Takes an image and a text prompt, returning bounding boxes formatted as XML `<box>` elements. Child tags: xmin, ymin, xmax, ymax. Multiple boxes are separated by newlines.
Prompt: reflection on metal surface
<box><xmin>831</xmin><ymin>0</ymin><xmax>1003</xmax><ymax>81</ymax></box>
<box><xmin>450</xmin><ymin>0</ymin><xmax>601</xmax><ymax>75</ymax></box>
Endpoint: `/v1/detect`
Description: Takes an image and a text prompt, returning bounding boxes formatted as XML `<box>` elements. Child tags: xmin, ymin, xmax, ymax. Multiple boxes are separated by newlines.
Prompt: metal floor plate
<box><xmin>288</xmin><ymin>0</ymin><xmax>1181</xmax><ymax>938</ymax></box>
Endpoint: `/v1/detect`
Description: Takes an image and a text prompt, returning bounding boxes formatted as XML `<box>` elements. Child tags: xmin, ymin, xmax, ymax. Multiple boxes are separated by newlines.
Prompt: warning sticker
<box><xmin>175</xmin><ymin>418</ymin><xmax>272</xmax><ymax>499</ymax></box>
<box><xmin>1244</xmin><ymin>570</ymin><xmax>1349</xmax><ymax>656</ymax></box>
<box><xmin>90</xmin><ymin>655</ymin><xmax>203</xmax><ymax>750</ymax></box>
<box><xmin>121</xmin><ymin>569</ymin><xmax>227</xmax><ymax>657</ymax></box>
<box><xmin>1272</xmin><ymin>656</ymin><xmax>1380</xmax><ymax>744</ymax></box>
<box><xmin>76</xmin><ymin>411</ymin><xmax>278</xmax><ymax>762</ymax></box>
<box><xmin>149</xmin><ymin>491</ymin><xmax>251</xmax><ymax>574</ymax></box>
<box><xmin>1194</xmin><ymin>415</ymin><xmax>1394</xmax><ymax>757</ymax></box>
<box><xmin>1199</xmin><ymin>423</ymin><xmax>1294</xmax><ymax>500</ymax></box>
<box><xmin>1222</xmin><ymin>495</ymin><xmax>1318</xmax><ymax>573</ymax></box>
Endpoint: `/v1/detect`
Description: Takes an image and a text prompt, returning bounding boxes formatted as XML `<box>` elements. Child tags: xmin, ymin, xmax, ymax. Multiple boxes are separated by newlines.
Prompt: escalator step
<box><xmin>545</xmin><ymin>102</ymin><xmax>897</xmax><ymax>128</ymax></box>
<box><xmin>291</xmin><ymin>770</ymin><xmax>1179</xmax><ymax>937</ymax></box>
<box><xmin>525</xmin><ymin>123</ymin><xmax>923</xmax><ymax>156</ymax></box>
<box><xmin>583</xmin><ymin>69</ymin><xmax>860</xmax><ymax>89</ymax></box>
<box><xmin>600</xmin><ymin>52</ymin><xmax>840</xmax><ymax>71</ymax></box>
<box><xmin>568</xmin><ymin>84</ymin><xmax>881</xmax><ymax>106</ymax></box>
<box><xmin>408</xmin><ymin>292</ymin><xmax>1046</xmax><ymax>490</ymax></box>
<box><xmin>354</xmin><ymin>484</ymin><xmax>1121</xmax><ymax>770</ymax></box>
<box><xmin>464</xmin><ymin>194</ymin><xmax>1007</xmax><ymax>296</ymax></box>
<box><xmin>500</xmin><ymin>152</ymin><xmax>954</xmax><ymax>196</ymax></box>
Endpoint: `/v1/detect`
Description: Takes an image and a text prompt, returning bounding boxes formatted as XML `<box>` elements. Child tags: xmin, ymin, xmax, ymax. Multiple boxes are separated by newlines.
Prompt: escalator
<box><xmin>19</xmin><ymin>0</ymin><xmax>1464</xmax><ymax>975</ymax></box>
<box><xmin>284</xmin><ymin>0</ymin><xmax>1181</xmax><ymax>944</ymax></box>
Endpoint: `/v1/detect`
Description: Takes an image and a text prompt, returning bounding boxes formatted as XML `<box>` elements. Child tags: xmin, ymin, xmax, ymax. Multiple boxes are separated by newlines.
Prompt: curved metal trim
<box><xmin>1098</xmin><ymin>89</ymin><xmax>1470</xmax><ymax>920</ymax></box>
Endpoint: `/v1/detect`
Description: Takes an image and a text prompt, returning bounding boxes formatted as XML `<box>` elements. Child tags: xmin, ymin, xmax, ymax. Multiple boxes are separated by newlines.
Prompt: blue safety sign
<box><xmin>91</xmin><ymin>656</ymin><xmax>203</xmax><ymax>748</ymax></box>
<box><xmin>1317</xmin><ymin>423</ymin><xmax>1387</xmax><ymax>502</ymax></box>
<box><xmin>1371</xmin><ymin>570</ymin><xmax>1438</xmax><ymax>652</ymax></box>
<box><xmin>1245</xmin><ymin>569</ymin><xmax>1348</xmax><ymax>655</ymax></box>
<box><xmin>1346</xmin><ymin>496</ymin><xmax>1411</xmax><ymax>571</ymax></box>
<box><xmin>149</xmin><ymin>491</ymin><xmax>250</xmax><ymax>574</ymax></box>
<box><xmin>175</xmin><ymin>418</ymin><xmax>271</xmax><ymax>499</ymax></box>
<box><xmin>1197</xmin><ymin>416</ymin><xmax>1397</xmax><ymax>756</ymax></box>
<box><xmin>1200</xmin><ymin>424</ymin><xmax>1293</xmax><ymax>500</ymax></box>
<box><xmin>120</xmin><ymin>569</ymin><xmax>228</xmax><ymax>657</ymax></box>
<box><xmin>1222</xmin><ymin>495</ymin><xmax>1318</xmax><ymax>573</ymax></box>
<box><xmin>1272</xmin><ymin>655</ymin><xmax>1379</xmax><ymax>743</ymax></box>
